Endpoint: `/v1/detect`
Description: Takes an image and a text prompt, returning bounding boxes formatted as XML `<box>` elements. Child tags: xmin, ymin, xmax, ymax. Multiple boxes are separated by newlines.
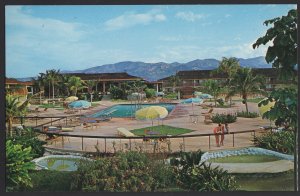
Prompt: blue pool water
<box><xmin>89</xmin><ymin>103</ymin><xmax>176</xmax><ymax>118</ymax></box>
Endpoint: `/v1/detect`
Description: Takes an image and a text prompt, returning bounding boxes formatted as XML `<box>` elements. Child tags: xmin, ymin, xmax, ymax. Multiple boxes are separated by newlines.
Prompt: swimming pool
<box><xmin>88</xmin><ymin>103</ymin><xmax>176</xmax><ymax>118</ymax></box>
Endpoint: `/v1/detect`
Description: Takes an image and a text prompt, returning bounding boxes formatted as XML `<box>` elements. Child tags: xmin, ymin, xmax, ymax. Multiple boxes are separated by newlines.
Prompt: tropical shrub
<box><xmin>25</xmin><ymin>170</ymin><xmax>74</xmax><ymax>191</ymax></box>
<box><xmin>145</xmin><ymin>88</ymin><xmax>156</xmax><ymax>98</ymax></box>
<box><xmin>71</xmin><ymin>151</ymin><xmax>174</xmax><ymax>192</ymax></box>
<box><xmin>253</xmin><ymin>130</ymin><xmax>295</xmax><ymax>154</ymax></box>
<box><xmin>170</xmin><ymin>151</ymin><xmax>238</xmax><ymax>191</ymax></box>
<box><xmin>165</xmin><ymin>93</ymin><xmax>177</xmax><ymax>99</ymax></box>
<box><xmin>237</xmin><ymin>111</ymin><xmax>259</xmax><ymax>118</ymax></box>
<box><xmin>211</xmin><ymin>113</ymin><xmax>237</xmax><ymax>124</ymax></box>
<box><xmin>6</xmin><ymin>140</ymin><xmax>35</xmax><ymax>191</ymax></box>
<box><xmin>216</xmin><ymin>98</ymin><xmax>224</xmax><ymax>106</ymax></box>
<box><xmin>109</xmin><ymin>85</ymin><xmax>124</xmax><ymax>99</ymax></box>
<box><xmin>7</xmin><ymin>128</ymin><xmax>46</xmax><ymax>158</ymax></box>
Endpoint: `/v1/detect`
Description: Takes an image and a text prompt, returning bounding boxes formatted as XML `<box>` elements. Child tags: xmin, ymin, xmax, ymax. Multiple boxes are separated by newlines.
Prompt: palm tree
<box><xmin>67</xmin><ymin>76</ymin><xmax>84</xmax><ymax>96</ymax></box>
<box><xmin>202</xmin><ymin>79</ymin><xmax>223</xmax><ymax>106</ymax></box>
<box><xmin>6</xmin><ymin>91</ymin><xmax>43</xmax><ymax>136</ymax></box>
<box><xmin>84</xmin><ymin>80</ymin><xmax>96</xmax><ymax>103</ymax></box>
<box><xmin>227</xmin><ymin>68</ymin><xmax>267</xmax><ymax>114</ymax></box>
<box><xmin>45</xmin><ymin>69</ymin><xmax>61</xmax><ymax>100</ymax></box>
<box><xmin>59</xmin><ymin>74</ymin><xmax>71</xmax><ymax>97</ymax></box>
<box><xmin>35</xmin><ymin>73</ymin><xmax>46</xmax><ymax>104</ymax></box>
<box><xmin>213</xmin><ymin>57</ymin><xmax>241</xmax><ymax>106</ymax></box>
<box><xmin>169</xmin><ymin>74</ymin><xmax>180</xmax><ymax>93</ymax></box>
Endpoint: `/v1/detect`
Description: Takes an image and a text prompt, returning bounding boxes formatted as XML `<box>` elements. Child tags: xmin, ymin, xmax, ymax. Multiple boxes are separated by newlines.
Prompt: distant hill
<box><xmin>62</xmin><ymin>56</ymin><xmax>271</xmax><ymax>81</ymax></box>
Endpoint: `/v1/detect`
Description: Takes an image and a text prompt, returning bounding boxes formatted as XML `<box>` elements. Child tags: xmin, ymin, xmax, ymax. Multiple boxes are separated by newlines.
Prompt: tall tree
<box><xmin>35</xmin><ymin>73</ymin><xmax>46</xmax><ymax>104</ymax></box>
<box><xmin>213</xmin><ymin>57</ymin><xmax>241</xmax><ymax>106</ymax></box>
<box><xmin>202</xmin><ymin>79</ymin><xmax>223</xmax><ymax>107</ymax></box>
<box><xmin>45</xmin><ymin>69</ymin><xmax>61</xmax><ymax>100</ymax></box>
<box><xmin>67</xmin><ymin>76</ymin><xmax>84</xmax><ymax>96</ymax></box>
<box><xmin>84</xmin><ymin>80</ymin><xmax>96</xmax><ymax>103</ymax></box>
<box><xmin>253</xmin><ymin>9</ymin><xmax>297</xmax><ymax>82</ymax></box>
<box><xmin>168</xmin><ymin>74</ymin><xmax>180</xmax><ymax>93</ymax></box>
<box><xmin>253</xmin><ymin>9</ymin><xmax>298</xmax><ymax>190</ymax></box>
<box><xmin>59</xmin><ymin>74</ymin><xmax>71</xmax><ymax>97</ymax></box>
<box><xmin>227</xmin><ymin>68</ymin><xmax>267</xmax><ymax>114</ymax></box>
<box><xmin>6</xmin><ymin>92</ymin><xmax>43</xmax><ymax>136</ymax></box>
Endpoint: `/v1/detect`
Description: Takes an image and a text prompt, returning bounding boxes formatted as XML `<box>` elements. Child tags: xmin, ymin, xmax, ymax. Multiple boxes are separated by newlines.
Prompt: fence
<box><xmin>36</xmin><ymin>128</ymin><xmax>270</xmax><ymax>154</ymax></box>
<box><xmin>14</xmin><ymin>116</ymin><xmax>271</xmax><ymax>154</ymax></box>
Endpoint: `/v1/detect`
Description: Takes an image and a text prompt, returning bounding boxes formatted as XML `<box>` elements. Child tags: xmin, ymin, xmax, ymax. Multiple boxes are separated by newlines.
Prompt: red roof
<box><xmin>6</xmin><ymin>78</ymin><xmax>33</xmax><ymax>85</ymax></box>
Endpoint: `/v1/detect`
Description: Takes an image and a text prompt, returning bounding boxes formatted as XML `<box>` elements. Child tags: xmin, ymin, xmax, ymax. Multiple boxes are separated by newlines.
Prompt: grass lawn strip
<box><xmin>130</xmin><ymin>125</ymin><xmax>194</xmax><ymax>136</ymax></box>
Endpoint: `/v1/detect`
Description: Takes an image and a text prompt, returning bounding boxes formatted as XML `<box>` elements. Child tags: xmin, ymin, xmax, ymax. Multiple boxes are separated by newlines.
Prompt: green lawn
<box><xmin>130</xmin><ymin>125</ymin><xmax>194</xmax><ymax>136</ymax></box>
<box><xmin>38</xmin><ymin>104</ymin><xmax>63</xmax><ymax>109</ymax></box>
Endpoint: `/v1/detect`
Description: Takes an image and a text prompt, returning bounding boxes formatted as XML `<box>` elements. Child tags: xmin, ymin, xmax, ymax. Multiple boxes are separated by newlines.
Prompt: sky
<box><xmin>5</xmin><ymin>4</ymin><xmax>296</xmax><ymax>78</ymax></box>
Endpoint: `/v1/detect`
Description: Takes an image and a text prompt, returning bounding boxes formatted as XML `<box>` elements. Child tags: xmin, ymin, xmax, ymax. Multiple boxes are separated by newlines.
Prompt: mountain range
<box><xmin>16</xmin><ymin>56</ymin><xmax>271</xmax><ymax>82</ymax></box>
<box><xmin>61</xmin><ymin>56</ymin><xmax>271</xmax><ymax>81</ymax></box>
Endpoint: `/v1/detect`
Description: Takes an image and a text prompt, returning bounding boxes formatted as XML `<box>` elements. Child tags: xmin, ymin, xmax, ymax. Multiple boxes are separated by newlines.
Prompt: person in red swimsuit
<box><xmin>213</xmin><ymin>124</ymin><xmax>222</xmax><ymax>147</ymax></box>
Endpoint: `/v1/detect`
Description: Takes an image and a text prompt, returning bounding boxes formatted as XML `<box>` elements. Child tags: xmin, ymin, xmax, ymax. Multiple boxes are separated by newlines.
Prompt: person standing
<box><xmin>220</xmin><ymin>123</ymin><xmax>230</xmax><ymax>146</ymax></box>
<box><xmin>213</xmin><ymin>124</ymin><xmax>222</xmax><ymax>147</ymax></box>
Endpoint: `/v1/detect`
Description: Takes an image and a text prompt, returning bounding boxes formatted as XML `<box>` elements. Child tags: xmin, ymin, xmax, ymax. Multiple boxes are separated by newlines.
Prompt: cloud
<box><xmin>104</xmin><ymin>11</ymin><xmax>166</xmax><ymax>30</ymax></box>
<box><xmin>225</xmin><ymin>14</ymin><xmax>231</xmax><ymax>18</ymax></box>
<box><xmin>175</xmin><ymin>11</ymin><xmax>205</xmax><ymax>22</ymax></box>
<box><xmin>6</xmin><ymin>6</ymin><xmax>86</xmax><ymax>41</ymax></box>
<box><xmin>5</xmin><ymin>6</ymin><xmax>138</xmax><ymax>77</ymax></box>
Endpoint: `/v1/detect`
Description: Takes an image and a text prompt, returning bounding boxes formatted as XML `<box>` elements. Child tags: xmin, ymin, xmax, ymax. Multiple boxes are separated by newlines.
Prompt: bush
<box><xmin>25</xmin><ymin>170</ymin><xmax>74</xmax><ymax>191</ymax></box>
<box><xmin>71</xmin><ymin>151</ymin><xmax>175</xmax><ymax>192</ymax></box>
<box><xmin>109</xmin><ymin>85</ymin><xmax>124</xmax><ymax>99</ymax></box>
<box><xmin>145</xmin><ymin>88</ymin><xmax>156</xmax><ymax>98</ymax></box>
<box><xmin>216</xmin><ymin>98</ymin><xmax>224</xmax><ymax>106</ymax></box>
<box><xmin>253</xmin><ymin>130</ymin><xmax>295</xmax><ymax>154</ymax></box>
<box><xmin>170</xmin><ymin>151</ymin><xmax>238</xmax><ymax>191</ymax></box>
<box><xmin>237</xmin><ymin>111</ymin><xmax>259</xmax><ymax>118</ymax></box>
<box><xmin>211</xmin><ymin>113</ymin><xmax>237</xmax><ymax>124</ymax></box>
<box><xmin>165</xmin><ymin>93</ymin><xmax>177</xmax><ymax>99</ymax></box>
<box><xmin>7</xmin><ymin>128</ymin><xmax>46</xmax><ymax>158</ymax></box>
<box><xmin>6</xmin><ymin>140</ymin><xmax>35</xmax><ymax>191</ymax></box>
<box><xmin>85</xmin><ymin>92</ymin><xmax>103</xmax><ymax>101</ymax></box>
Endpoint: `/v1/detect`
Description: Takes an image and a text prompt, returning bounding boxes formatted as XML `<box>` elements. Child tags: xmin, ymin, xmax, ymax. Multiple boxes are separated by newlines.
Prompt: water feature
<box><xmin>33</xmin><ymin>155</ymin><xmax>92</xmax><ymax>171</ymax></box>
<box><xmin>88</xmin><ymin>103</ymin><xmax>176</xmax><ymax>118</ymax></box>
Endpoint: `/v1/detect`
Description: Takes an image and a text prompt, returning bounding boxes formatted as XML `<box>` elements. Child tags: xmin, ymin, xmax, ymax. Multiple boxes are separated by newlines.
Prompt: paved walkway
<box><xmin>24</xmin><ymin>100</ymin><xmax>273</xmax><ymax>153</ymax></box>
<box><xmin>208</xmin><ymin>160</ymin><xmax>294</xmax><ymax>173</ymax></box>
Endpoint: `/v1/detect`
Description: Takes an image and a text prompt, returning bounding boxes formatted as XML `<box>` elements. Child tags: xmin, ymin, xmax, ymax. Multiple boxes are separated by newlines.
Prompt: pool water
<box><xmin>208</xmin><ymin>155</ymin><xmax>281</xmax><ymax>163</ymax></box>
<box><xmin>37</xmin><ymin>157</ymin><xmax>83</xmax><ymax>171</ymax></box>
<box><xmin>89</xmin><ymin>103</ymin><xmax>176</xmax><ymax>118</ymax></box>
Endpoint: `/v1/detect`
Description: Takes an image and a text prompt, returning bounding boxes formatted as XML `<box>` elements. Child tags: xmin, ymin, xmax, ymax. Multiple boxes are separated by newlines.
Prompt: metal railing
<box><xmin>34</xmin><ymin>127</ymin><xmax>271</xmax><ymax>154</ymax></box>
<box><xmin>14</xmin><ymin>116</ymin><xmax>272</xmax><ymax>154</ymax></box>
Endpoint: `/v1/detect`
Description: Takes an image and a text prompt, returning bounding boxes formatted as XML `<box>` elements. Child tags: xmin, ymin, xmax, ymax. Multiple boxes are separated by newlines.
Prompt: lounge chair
<box><xmin>201</xmin><ymin>108</ymin><xmax>213</xmax><ymax>115</ymax></box>
<box><xmin>61</xmin><ymin>127</ymin><xmax>74</xmax><ymax>132</ymax></box>
<box><xmin>117</xmin><ymin>127</ymin><xmax>135</xmax><ymax>137</ymax></box>
<box><xmin>204</xmin><ymin>114</ymin><xmax>213</xmax><ymax>124</ymax></box>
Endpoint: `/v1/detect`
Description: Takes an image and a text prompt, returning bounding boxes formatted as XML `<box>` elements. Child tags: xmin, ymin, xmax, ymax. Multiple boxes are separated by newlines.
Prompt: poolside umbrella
<box><xmin>198</xmin><ymin>93</ymin><xmax>213</xmax><ymax>99</ymax></box>
<box><xmin>68</xmin><ymin>100</ymin><xmax>91</xmax><ymax>109</ymax></box>
<box><xmin>65</xmin><ymin>96</ymin><xmax>78</xmax><ymax>102</ymax></box>
<box><xmin>135</xmin><ymin>106</ymin><xmax>168</xmax><ymax>127</ymax></box>
<box><xmin>181</xmin><ymin>97</ymin><xmax>204</xmax><ymax>115</ymax></box>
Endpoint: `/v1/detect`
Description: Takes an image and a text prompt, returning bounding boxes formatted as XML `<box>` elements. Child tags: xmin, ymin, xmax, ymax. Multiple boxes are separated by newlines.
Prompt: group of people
<box><xmin>213</xmin><ymin>123</ymin><xmax>229</xmax><ymax>147</ymax></box>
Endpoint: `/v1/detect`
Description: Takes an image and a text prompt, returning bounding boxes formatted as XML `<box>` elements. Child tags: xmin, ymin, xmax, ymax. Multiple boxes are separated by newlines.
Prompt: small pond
<box><xmin>33</xmin><ymin>155</ymin><xmax>91</xmax><ymax>171</ymax></box>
